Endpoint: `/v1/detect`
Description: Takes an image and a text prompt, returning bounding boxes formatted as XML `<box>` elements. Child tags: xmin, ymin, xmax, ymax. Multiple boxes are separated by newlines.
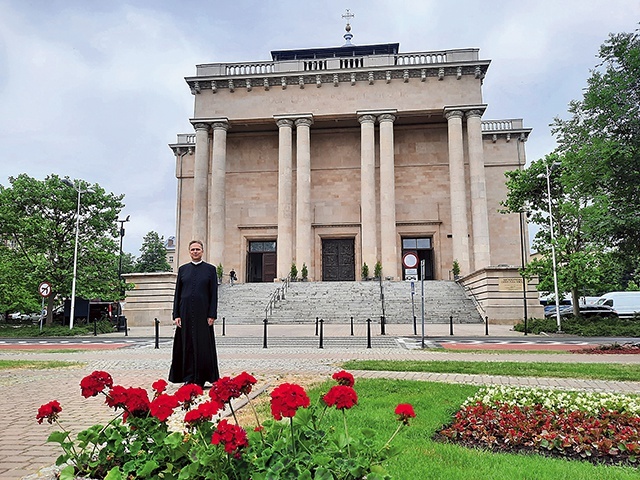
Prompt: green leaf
<box><xmin>104</xmin><ymin>466</ymin><xmax>124</xmax><ymax>480</ymax></box>
<box><xmin>47</xmin><ymin>430</ymin><xmax>70</xmax><ymax>444</ymax></box>
<box><xmin>58</xmin><ymin>465</ymin><xmax>76</xmax><ymax>480</ymax></box>
<box><xmin>138</xmin><ymin>459</ymin><xmax>160</xmax><ymax>477</ymax></box>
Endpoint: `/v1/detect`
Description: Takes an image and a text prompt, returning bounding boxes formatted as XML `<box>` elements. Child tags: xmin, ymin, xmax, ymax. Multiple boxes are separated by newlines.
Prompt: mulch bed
<box><xmin>571</xmin><ymin>342</ymin><xmax>640</xmax><ymax>354</ymax></box>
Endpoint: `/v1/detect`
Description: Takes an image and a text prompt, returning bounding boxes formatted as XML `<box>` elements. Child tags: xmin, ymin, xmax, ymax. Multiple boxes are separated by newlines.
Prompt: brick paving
<box><xmin>3</xmin><ymin>324</ymin><xmax>640</xmax><ymax>479</ymax></box>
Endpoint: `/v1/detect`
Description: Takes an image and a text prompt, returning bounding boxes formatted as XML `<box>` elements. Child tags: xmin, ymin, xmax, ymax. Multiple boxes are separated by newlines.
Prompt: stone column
<box><xmin>209</xmin><ymin>120</ymin><xmax>229</xmax><ymax>266</ymax></box>
<box><xmin>445</xmin><ymin>110</ymin><xmax>470</xmax><ymax>275</ymax></box>
<box><xmin>192</xmin><ymin>123</ymin><xmax>210</xmax><ymax>247</ymax></box>
<box><xmin>378</xmin><ymin>113</ymin><xmax>397</xmax><ymax>279</ymax></box>
<box><xmin>295</xmin><ymin>116</ymin><xmax>313</xmax><ymax>280</ymax></box>
<box><xmin>466</xmin><ymin>110</ymin><xmax>491</xmax><ymax>270</ymax></box>
<box><xmin>276</xmin><ymin>118</ymin><xmax>294</xmax><ymax>280</ymax></box>
<box><xmin>358</xmin><ymin>114</ymin><xmax>377</xmax><ymax>275</ymax></box>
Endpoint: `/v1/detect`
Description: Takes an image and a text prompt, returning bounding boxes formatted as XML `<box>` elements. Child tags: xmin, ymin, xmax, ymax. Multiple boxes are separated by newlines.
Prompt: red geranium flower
<box><xmin>211</xmin><ymin>419</ymin><xmax>248</xmax><ymax>456</ymax></box>
<box><xmin>323</xmin><ymin>385</ymin><xmax>358</xmax><ymax>410</ymax></box>
<box><xmin>395</xmin><ymin>403</ymin><xmax>416</xmax><ymax>425</ymax></box>
<box><xmin>175</xmin><ymin>383</ymin><xmax>203</xmax><ymax>409</ymax></box>
<box><xmin>122</xmin><ymin>387</ymin><xmax>151</xmax><ymax>421</ymax></box>
<box><xmin>332</xmin><ymin>370</ymin><xmax>355</xmax><ymax>387</ymax></box>
<box><xmin>36</xmin><ymin>400</ymin><xmax>62</xmax><ymax>424</ymax></box>
<box><xmin>152</xmin><ymin>379</ymin><xmax>168</xmax><ymax>395</ymax></box>
<box><xmin>184</xmin><ymin>400</ymin><xmax>223</xmax><ymax>426</ymax></box>
<box><xmin>80</xmin><ymin>371</ymin><xmax>113</xmax><ymax>398</ymax></box>
<box><xmin>233</xmin><ymin>372</ymin><xmax>257</xmax><ymax>395</ymax></box>
<box><xmin>210</xmin><ymin>376</ymin><xmax>242</xmax><ymax>404</ymax></box>
<box><xmin>105</xmin><ymin>385</ymin><xmax>128</xmax><ymax>409</ymax></box>
<box><xmin>270</xmin><ymin>383</ymin><xmax>310</xmax><ymax>420</ymax></box>
<box><xmin>150</xmin><ymin>394</ymin><xmax>179</xmax><ymax>422</ymax></box>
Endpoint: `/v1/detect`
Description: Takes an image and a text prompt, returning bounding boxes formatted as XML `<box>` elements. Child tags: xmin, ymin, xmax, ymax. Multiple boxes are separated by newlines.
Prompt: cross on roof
<box><xmin>342</xmin><ymin>9</ymin><xmax>354</xmax><ymax>25</ymax></box>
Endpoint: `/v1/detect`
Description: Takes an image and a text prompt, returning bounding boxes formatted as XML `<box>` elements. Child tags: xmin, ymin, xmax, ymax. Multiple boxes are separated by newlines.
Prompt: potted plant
<box><xmin>290</xmin><ymin>262</ymin><xmax>298</xmax><ymax>281</ymax></box>
<box><xmin>374</xmin><ymin>261</ymin><xmax>382</xmax><ymax>279</ymax></box>
<box><xmin>301</xmin><ymin>263</ymin><xmax>308</xmax><ymax>281</ymax></box>
<box><xmin>216</xmin><ymin>263</ymin><xmax>224</xmax><ymax>283</ymax></box>
<box><xmin>452</xmin><ymin>259</ymin><xmax>461</xmax><ymax>280</ymax></box>
<box><xmin>361</xmin><ymin>262</ymin><xmax>369</xmax><ymax>280</ymax></box>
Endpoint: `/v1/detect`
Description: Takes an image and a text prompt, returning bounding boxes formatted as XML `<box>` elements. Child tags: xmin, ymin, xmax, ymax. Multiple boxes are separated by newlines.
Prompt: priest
<box><xmin>169</xmin><ymin>240</ymin><xmax>220</xmax><ymax>387</ymax></box>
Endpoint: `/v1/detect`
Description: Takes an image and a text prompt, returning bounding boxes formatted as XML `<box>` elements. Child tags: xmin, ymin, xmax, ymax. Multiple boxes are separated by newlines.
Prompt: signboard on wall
<box><xmin>499</xmin><ymin>277</ymin><xmax>524</xmax><ymax>292</ymax></box>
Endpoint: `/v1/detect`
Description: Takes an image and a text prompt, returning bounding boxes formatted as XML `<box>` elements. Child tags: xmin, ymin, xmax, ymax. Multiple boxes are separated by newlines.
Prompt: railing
<box><xmin>482</xmin><ymin>119</ymin><xmax>525</xmax><ymax>132</ymax></box>
<box><xmin>458</xmin><ymin>279</ymin><xmax>486</xmax><ymax>319</ymax></box>
<box><xmin>264</xmin><ymin>276</ymin><xmax>290</xmax><ymax>321</ymax></box>
<box><xmin>176</xmin><ymin>133</ymin><xmax>195</xmax><ymax>144</ymax></box>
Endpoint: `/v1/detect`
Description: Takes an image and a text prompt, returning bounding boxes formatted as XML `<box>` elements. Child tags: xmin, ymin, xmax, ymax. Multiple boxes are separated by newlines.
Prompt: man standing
<box><xmin>169</xmin><ymin>240</ymin><xmax>220</xmax><ymax>387</ymax></box>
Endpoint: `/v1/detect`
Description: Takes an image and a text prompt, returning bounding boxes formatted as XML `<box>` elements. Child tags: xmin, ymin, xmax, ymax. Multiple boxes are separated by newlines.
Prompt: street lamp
<box><xmin>519</xmin><ymin>210</ymin><xmax>529</xmax><ymax>335</ymax></box>
<box><xmin>537</xmin><ymin>162</ymin><xmax>562</xmax><ymax>333</ymax></box>
<box><xmin>63</xmin><ymin>179</ymin><xmax>92</xmax><ymax>330</ymax></box>
<box><xmin>117</xmin><ymin>215</ymin><xmax>130</xmax><ymax>325</ymax></box>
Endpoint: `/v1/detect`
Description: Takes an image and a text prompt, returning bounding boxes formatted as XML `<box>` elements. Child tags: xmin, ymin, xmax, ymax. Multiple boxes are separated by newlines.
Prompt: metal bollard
<box><xmin>93</xmin><ymin>318</ymin><xmax>97</xmax><ymax>336</ymax></box>
<box><xmin>319</xmin><ymin>318</ymin><xmax>324</xmax><ymax>349</ymax></box>
<box><xmin>366</xmin><ymin>318</ymin><xmax>372</xmax><ymax>349</ymax></box>
<box><xmin>222</xmin><ymin>316</ymin><xmax>226</xmax><ymax>336</ymax></box>
<box><xmin>413</xmin><ymin>315</ymin><xmax>417</xmax><ymax>336</ymax></box>
<box><xmin>124</xmin><ymin>316</ymin><xmax>128</xmax><ymax>337</ymax></box>
<box><xmin>350</xmin><ymin>316</ymin><xmax>354</xmax><ymax>336</ymax></box>
<box><xmin>154</xmin><ymin>318</ymin><xmax>159</xmax><ymax>349</ymax></box>
<box><xmin>450</xmin><ymin>316</ymin><xmax>454</xmax><ymax>336</ymax></box>
<box><xmin>380</xmin><ymin>315</ymin><xmax>386</xmax><ymax>336</ymax></box>
<box><xmin>315</xmin><ymin>316</ymin><xmax>319</xmax><ymax>336</ymax></box>
<box><xmin>485</xmin><ymin>316</ymin><xmax>489</xmax><ymax>336</ymax></box>
<box><xmin>263</xmin><ymin>318</ymin><xmax>268</xmax><ymax>348</ymax></box>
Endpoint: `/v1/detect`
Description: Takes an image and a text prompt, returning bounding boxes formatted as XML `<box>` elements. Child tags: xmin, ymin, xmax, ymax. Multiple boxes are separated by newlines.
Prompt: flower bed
<box><xmin>571</xmin><ymin>342</ymin><xmax>640</xmax><ymax>354</ymax></box>
<box><xmin>37</xmin><ymin>370</ymin><xmax>415</xmax><ymax>479</ymax></box>
<box><xmin>436</xmin><ymin>386</ymin><xmax>640</xmax><ymax>467</ymax></box>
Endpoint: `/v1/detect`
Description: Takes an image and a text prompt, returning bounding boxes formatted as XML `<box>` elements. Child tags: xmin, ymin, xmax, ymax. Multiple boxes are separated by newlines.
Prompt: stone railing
<box><xmin>176</xmin><ymin>133</ymin><xmax>195</xmax><ymax>144</ymax></box>
<box><xmin>481</xmin><ymin>119</ymin><xmax>524</xmax><ymax>131</ymax></box>
<box><xmin>195</xmin><ymin>48</ymin><xmax>481</xmax><ymax>77</ymax></box>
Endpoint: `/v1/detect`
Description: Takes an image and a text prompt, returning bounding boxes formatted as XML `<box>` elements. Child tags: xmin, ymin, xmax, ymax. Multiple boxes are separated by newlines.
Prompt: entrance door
<box><xmin>247</xmin><ymin>241</ymin><xmax>277</xmax><ymax>283</ymax></box>
<box><xmin>402</xmin><ymin>237</ymin><xmax>434</xmax><ymax>280</ymax></box>
<box><xmin>322</xmin><ymin>238</ymin><xmax>355</xmax><ymax>281</ymax></box>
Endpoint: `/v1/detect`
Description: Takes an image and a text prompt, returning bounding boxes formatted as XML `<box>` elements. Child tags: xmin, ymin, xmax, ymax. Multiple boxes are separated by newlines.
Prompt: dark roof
<box><xmin>271</xmin><ymin>43</ymin><xmax>400</xmax><ymax>61</ymax></box>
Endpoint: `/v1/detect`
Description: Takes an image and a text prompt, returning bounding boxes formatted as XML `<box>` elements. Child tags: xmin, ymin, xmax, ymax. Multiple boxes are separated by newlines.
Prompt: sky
<box><xmin>0</xmin><ymin>0</ymin><xmax>638</xmax><ymax>255</ymax></box>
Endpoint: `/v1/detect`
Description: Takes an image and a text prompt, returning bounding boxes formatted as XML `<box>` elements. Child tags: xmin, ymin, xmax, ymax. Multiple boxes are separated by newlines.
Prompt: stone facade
<box><xmin>167</xmin><ymin>38</ymin><xmax>538</xmax><ymax>321</ymax></box>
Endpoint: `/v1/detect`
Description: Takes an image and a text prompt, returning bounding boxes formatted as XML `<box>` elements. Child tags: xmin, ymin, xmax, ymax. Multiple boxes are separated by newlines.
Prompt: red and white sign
<box><xmin>402</xmin><ymin>252</ymin><xmax>419</xmax><ymax>269</ymax></box>
<box><xmin>38</xmin><ymin>281</ymin><xmax>52</xmax><ymax>298</ymax></box>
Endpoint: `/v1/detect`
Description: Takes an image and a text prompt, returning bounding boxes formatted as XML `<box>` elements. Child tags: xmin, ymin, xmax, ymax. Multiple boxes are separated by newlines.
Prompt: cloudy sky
<box><xmin>0</xmin><ymin>0</ymin><xmax>637</xmax><ymax>254</ymax></box>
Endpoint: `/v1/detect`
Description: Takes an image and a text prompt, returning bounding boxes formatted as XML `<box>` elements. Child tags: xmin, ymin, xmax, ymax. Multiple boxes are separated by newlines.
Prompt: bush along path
<box><xmin>435</xmin><ymin>385</ymin><xmax>640</xmax><ymax>468</ymax></box>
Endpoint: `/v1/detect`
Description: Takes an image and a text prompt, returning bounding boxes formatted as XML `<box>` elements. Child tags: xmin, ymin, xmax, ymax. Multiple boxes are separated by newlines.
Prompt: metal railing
<box><xmin>264</xmin><ymin>276</ymin><xmax>290</xmax><ymax>321</ymax></box>
<box><xmin>458</xmin><ymin>279</ymin><xmax>486</xmax><ymax>319</ymax></box>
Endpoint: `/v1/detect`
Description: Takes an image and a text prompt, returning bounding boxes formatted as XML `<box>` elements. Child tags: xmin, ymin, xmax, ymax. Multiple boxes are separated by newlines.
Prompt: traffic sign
<box><xmin>38</xmin><ymin>281</ymin><xmax>52</xmax><ymax>298</ymax></box>
<box><xmin>402</xmin><ymin>252</ymin><xmax>419</xmax><ymax>269</ymax></box>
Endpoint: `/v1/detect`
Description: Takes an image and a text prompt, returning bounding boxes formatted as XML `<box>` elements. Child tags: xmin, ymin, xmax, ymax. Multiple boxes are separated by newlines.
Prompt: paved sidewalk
<box><xmin>2</xmin><ymin>325</ymin><xmax>640</xmax><ymax>479</ymax></box>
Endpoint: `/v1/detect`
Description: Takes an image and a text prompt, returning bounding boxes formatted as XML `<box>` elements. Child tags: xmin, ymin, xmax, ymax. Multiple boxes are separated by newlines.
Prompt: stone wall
<box><xmin>122</xmin><ymin>272</ymin><xmax>176</xmax><ymax>327</ymax></box>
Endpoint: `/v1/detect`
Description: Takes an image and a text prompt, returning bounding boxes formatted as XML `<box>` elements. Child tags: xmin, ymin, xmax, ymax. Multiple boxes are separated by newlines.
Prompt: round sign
<box><xmin>38</xmin><ymin>281</ymin><xmax>52</xmax><ymax>298</ymax></box>
<box><xmin>402</xmin><ymin>252</ymin><xmax>419</xmax><ymax>269</ymax></box>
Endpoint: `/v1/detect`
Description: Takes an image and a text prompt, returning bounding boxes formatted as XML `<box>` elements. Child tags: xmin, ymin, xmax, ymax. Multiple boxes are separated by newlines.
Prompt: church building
<box><xmin>168</xmin><ymin>18</ymin><xmax>540</xmax><ymax>321</ymax></box>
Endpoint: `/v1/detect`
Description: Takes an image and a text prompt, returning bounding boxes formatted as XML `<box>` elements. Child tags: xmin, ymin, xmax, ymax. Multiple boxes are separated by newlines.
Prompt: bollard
<box><xmin>222</xmin><ymin>316</ymin><xmax>226</xmax><ymax>336</ymax></box>
<box><xmin>380</xmin><ymin>315</ymin><xmax>386</xmax><ymax>336</ymax></box>
<box><xmin>124</xmin><ymin>316</ymin><xmax>128</xmax><ymax>337</ymax></box>
<box><xmin>154</xmin><ymin>318</ymin><xmax>159</xmax><ymax>349</ymax></box>
<box><xmin>449</xmin><ymin>316</ymin><xmax>454</xmax><ymax>336</ymax></box>
<box><xmin>350</xmin><ymin>316</ymin><xmax>354</xmax><ymax>336</ymax></box>
<box><xmin>263</xmin><ymin>318</ymin><xmax>268</xmax><ymax>348</ymax></box>
<box><xmin>319</xmin><ymin>318</ymin><xmax>324</xmax><ymax>349</ymax></box>
<box><xmin>315</xmin><ymin>316</ymin><xmax>319</xmax><ymax>336</ymax></box>
<box><xmin>413</xmin><ymin>315</ymin><xmax>417</xmax><ymax>336</ymax></box>
<box><xmin>366</xmin><ymin>318</ymin><xmax>372</xmax><ymax>348</ymax></box>
<box><xmin>485</xmin><ymin>316</ymin><xmax>489</xmax><ymax>336</ymax></box>
<box><xmin>93</xmin><ymin>318</ymin><xmax>97</xmax><ymax>336</ymax></box>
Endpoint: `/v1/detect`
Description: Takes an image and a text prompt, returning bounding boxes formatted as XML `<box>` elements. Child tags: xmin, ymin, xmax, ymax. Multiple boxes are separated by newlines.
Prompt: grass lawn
<box><xmin>0</xmin><ymin>359</ymin><xmax>81</xmax><ymax>370</ymax></box>
<box><xmin>315</xmin><ymin>379</ymin><xmax>639</xmax><ymax>479</ymax></box>
<box><xmin>341</xmin><ymin>359</ymin><xmax>640</xmax><ymax>382</ymax></box>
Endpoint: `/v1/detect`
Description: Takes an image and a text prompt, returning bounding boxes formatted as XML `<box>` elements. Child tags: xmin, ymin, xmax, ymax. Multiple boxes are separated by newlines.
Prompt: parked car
<box><xmin>596</xmin><ymin>292</ymin><xmax>640</xmax><ymax>319</ymax></box>
<box><xmin>545</xmin><ymin>303</ymin><xmax>618</xmax><ymax>319</ymax></box>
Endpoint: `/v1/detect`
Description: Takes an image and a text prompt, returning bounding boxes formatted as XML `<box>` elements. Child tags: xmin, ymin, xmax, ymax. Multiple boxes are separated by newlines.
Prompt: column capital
<box><xmin>212</xmin><ymin>120</ymin><xmax>230</xmax><ymax>131</ymax></box>
<box><xmin>378</xmin><ymin>113</ymin><xmax>396</xmax><ymax>123</ymax></box>
<box><xmin>294</xmin><ymin>117</ymin><xmax>313</xmax><ymax>128</ymax></box>
<box><xmin>465</xmin><ymin>109</ymin><xmax>485</xmax><ymax>119</ymax></box>
<box><xmin>192</xmin><ymin>122</ymin><xmax>211</xmax><ymax>132</ymax></box>
<box><xmin>274</xmin><ymin>117</ymin><xmax>294</xmax><ymax>128</ymax></box>
<box><xmin>444</xmin><ymin>110</ymin><xmax>464</xmax><ymax>121</ymax></box>
<box><xmin>357</xmin><ymin>114</ymin><xmax>376</xmax><ymax>124</ymax></box>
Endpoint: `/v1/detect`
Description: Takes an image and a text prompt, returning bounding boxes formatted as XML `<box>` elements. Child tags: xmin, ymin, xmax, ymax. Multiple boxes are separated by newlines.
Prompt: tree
<box><xmin>0</xmin><ymin>174</ymin><xmax>125</xmax><ymax>324</ymax></box>
<box><xmin>135</xmin><ymin>231</ymin><xmax>171</xmax><ymax>273</ymax></box>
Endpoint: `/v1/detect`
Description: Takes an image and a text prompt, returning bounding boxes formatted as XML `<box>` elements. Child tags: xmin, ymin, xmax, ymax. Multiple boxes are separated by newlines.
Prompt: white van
<box><xmin>596</xmin><ymin>292</ymin><xmax>640</xmax><ymax>318</ymax></box>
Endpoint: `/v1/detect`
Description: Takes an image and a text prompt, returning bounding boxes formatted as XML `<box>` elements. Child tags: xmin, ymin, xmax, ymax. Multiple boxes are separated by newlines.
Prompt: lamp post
<box><xmin>62</xmin><ymin>179</ymin><xmax>92</xmax><ymax>330</ymax></box>
<box><xmin>519</xmin><ymin>210</ymin><xmax>529</xmax><ymax>335</ymax></box>
<box><xmin>117</xmin><ymin>215</ymin><xmax>130</xmax><ymax>317</ymax></box>
<box><xmin>538</xmin><ymin>163</ymin><xmax>562</xmax><ymax>333</ymax></box>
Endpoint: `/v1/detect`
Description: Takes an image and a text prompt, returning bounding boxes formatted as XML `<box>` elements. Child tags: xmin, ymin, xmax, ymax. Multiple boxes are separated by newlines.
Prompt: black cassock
<box><xmin>169</xmin><ymin>261</ymin><xmax>220</xmax><ymax>386</ymax></box>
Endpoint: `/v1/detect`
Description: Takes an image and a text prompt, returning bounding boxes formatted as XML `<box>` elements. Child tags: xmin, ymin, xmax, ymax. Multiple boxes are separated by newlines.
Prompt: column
<box><xmin>192</xmin><ymin>123</ymin><xmax>210</xmax><ymax>247</ymax></box>
<box><xmin>209</xmin><ymin>120</ymin><xmax>229</xmax><ymax>266</ymax></box>
<box><xmin>295</xmin><ymin>116</ymin><xmax>313</xmax><ymax>280</ymax></box>
<box><xmin>445</xmin><ymin>110</ymin><xmax>470</xmax><ymax>275</ymax></box>
<box><xmin>466</xmin><ymin>110</ymin><xmax>491</xmax><ymax>270</ymax></box>
<box><xmin>358</xmin><ymin>114</ymin><xmax>377</xmax><ymax>274</ymax></box>
<box><xmin>276</xmin><ymin>118</ymin><xmax>294</xmax><ymax>280</ymax></box>
<box><xmin>378</xmin><ymin>113</ymin><xmax>397</xmax><ymax>279</ymax></box>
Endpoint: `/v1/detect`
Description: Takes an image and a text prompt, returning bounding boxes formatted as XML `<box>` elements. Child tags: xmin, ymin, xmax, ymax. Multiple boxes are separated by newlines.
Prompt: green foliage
<box><xmin>374</xmin><ymin>261</ymin><xmax>382</xmax><ymax>279</ymax></box>
<box><xmin>290</xmin><ymin>262</ymin><xmax>298</xmax><ymax>280</ymax></box>
<box><xmin>216</xmin><ymin>263</ymin><xmax>223</xmax><ymax>281</ymax></box>
<box><xmin>361</xmin><ymin>262</ymin><xmax>370</xmax><ymax>279</ymax></box>
<box><xmin>135</xmin><ymin>231</ymin><xmax>171</xmax><ymax>273</ymax></box>
<box><xmin>0</xmin><ymin>320</ymin><xmax>115</xmax><ymax>337</ymax></box>
<box><xmin>513</xmin><ymin>315</ymin><xmax>640</xmax><ymax>337</ymax></box>
<box><xmin>0</xmin><ymin>174</ymin><xmax>125</xmax><ymax>316</ymax></box>
<box><xmin>452</xmin><ymin>259</ymin><xmax>460</xmax><ymax>277</ymax></box>
<box><xmin>301</xmin><ymin>263</ymin><xmax>308</xmax><ymax>280</ymax></box>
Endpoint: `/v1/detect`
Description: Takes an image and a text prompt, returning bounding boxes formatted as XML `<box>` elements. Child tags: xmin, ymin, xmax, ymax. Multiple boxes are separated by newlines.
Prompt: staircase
<box><xmin>217</xmin><ymin>280</ymin><xmax>482</xmax><ymax>325</ymax></box>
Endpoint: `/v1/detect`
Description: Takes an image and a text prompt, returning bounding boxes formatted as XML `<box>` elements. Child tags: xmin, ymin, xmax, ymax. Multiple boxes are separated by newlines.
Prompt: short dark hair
<box><xmin>189</xmin><ymin>240</ymin><xmax>204</xmax><ymax>249</ymax></box>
